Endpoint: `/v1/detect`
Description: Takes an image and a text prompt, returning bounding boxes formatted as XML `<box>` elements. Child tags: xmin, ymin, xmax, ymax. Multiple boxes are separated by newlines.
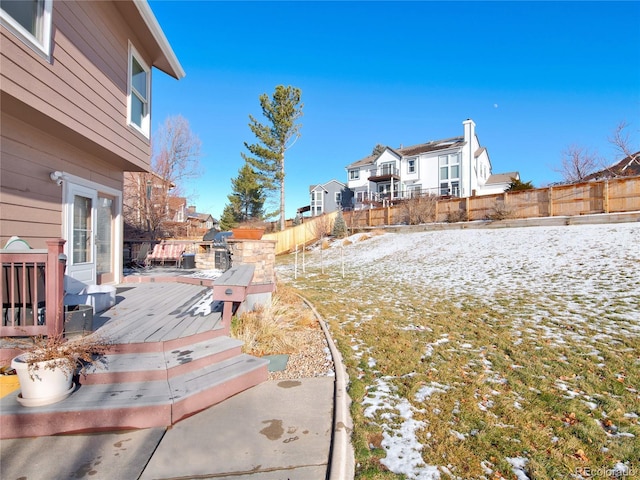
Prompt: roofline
<box><xmin>135</xmin><ymin>1</ymin><xmax>186</xmax><ymax>80</ymax></box>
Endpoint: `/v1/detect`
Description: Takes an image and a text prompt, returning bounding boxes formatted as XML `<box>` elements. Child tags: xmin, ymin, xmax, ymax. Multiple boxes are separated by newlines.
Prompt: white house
<box><xmin>346</xmin><ymin>119</ymin><xmax>517</xmax><ymax>209</ymax></box>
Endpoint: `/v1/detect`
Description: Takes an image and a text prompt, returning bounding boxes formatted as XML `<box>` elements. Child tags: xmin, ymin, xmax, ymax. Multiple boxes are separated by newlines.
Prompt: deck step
<box><xmin>81</xmin><ymin>336</ymin><xmax>245</xmax><ymax>384</ymax></box>
<box><xmin>0</xmin><ymin>353</ymin><xmax>268</xmax><ymax>439</ymax></box>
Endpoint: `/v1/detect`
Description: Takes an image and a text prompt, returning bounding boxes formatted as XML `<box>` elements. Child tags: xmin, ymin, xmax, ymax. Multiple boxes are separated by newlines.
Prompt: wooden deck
<box><xmin>0</xmin><ymin>276</ymin><xmax>269</xmax><ymax>439</ymax></box>
<box><xmin>94</xmin><ymin>282</ymin><xmax>224</xmax><ymax>349</ymax></box>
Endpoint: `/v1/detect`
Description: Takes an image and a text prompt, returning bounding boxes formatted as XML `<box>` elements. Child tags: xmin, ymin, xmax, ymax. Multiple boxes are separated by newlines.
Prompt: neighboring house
<box><xmin>346</xmin><ymin>119</ymin><xmax>517</xmax><ymax>209</ymax></box>
<box><xmin>161</xmin><ymin>203</ymin><xmax>218</xmax><ymax>239</ymax></box>
<box><xmin>123</xmin><ymin>171</ymin><xmax>178</xmax><ymax>236</ymax></box>
<box><xmin>584</xmin><ymin>151</ymin><xmax>640</xmax><ymax>181</ymax></box>
<box><xmin>1</xmin><ymin>0</ymin><xmax>184</xmax><ymax>292</ymax></box>
<box><xmin>482</xmin><ymin>172</ymin><xmax>520</xmax><ymax>195</ymax></box>
<box><xmin>185</xmin><ymin>206</ymin><xmax>217</xmax><ymax>235</ymax></box>
<box><xmin>309</xmin><ymin>179</ymin><xmax>353</xmax><ymax>216</ymax></box>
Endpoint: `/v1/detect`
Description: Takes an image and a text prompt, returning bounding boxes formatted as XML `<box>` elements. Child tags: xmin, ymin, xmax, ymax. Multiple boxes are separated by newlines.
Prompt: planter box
<box><xmin>232</xmin><ymin>228</ymin><xmax>265</xmax><ymax>240</ymax></box>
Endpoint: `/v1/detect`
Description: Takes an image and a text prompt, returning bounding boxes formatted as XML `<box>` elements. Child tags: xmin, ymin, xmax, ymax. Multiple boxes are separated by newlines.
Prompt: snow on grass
<box><xmin>278</xmin><ymin>221</ymin><xmax>640</xmax><ymax>478</ymax></box>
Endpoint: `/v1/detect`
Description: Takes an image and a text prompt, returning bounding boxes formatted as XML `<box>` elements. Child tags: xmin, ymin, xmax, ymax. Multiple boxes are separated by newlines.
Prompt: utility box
<box><xmin>64</xmin><ymin>304</ymin><xmax>93</xmax><ymax>335</ymax></box>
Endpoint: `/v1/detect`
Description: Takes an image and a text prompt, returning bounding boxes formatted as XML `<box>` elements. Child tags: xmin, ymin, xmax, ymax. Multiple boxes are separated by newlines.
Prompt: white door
<box><xmin>66</xmin><ymin>184</ymin><xmax>97</xmax><ymax>294</ymax></box>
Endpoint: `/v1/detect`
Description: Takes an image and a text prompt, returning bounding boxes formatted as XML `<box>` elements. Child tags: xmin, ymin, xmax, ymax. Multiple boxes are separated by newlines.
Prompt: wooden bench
<box><xmin>212</xmin><ymin>265</ymin><xmax>255</xmax><ymax>326</ymax></box>
<box><xmin>146</xmin><ymin>243</ymin><xmax>186</xmax><ymax>267</ymax></box>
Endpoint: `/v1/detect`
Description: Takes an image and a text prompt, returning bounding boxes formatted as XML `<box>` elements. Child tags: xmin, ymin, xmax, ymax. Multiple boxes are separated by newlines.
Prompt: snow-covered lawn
<box><xmin>278</xmin><ymin>222</ymin><xmax>640</xmax><ymax>479</ymax></box>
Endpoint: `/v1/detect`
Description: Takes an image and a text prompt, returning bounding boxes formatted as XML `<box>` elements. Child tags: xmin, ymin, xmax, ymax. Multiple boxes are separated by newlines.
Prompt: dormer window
<box><xmin>0</xmin><ymin>0</ymin><xmax>52</xmax><ymax>58</ymax></box>
<box><xmin>128</xmin><ymin>44</ymin><xmax>150</xmax><ymax>137</ymax></box>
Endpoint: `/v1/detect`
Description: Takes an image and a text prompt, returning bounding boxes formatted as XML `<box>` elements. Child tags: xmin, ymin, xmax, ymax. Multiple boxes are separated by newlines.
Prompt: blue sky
<box><xmin>148</xmin><ymin>1</ymin><xmax>640</xmax><ymax>221</ymax></box>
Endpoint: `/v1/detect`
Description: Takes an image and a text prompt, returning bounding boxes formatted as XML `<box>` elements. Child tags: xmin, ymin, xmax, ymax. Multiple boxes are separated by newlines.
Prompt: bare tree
<box><xmin>123</xmin><ymin>115</ymin><xmax>202</xmax><ymax>239</ymax></box>
<box><xmin>557</xmin><ymin>145</ymin><xmax>599</xmax><ymax>183</ymax></box>
<box><xmin>310</xmin><ymin>214</ymin><xmax>334</xmax><ymax>274</ymax></box>
<box><xmin>401</xmin><ymin>193</ymin><xmax>437</xmax><ymax>225</ymax></box>
<box><xmin>606</xmin><ymin>121</ymin><xmax>640</xmax><ymax>176</ymax></box>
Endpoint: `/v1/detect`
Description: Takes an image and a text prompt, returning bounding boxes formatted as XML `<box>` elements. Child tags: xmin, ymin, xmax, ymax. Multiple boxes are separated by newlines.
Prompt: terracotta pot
<box><xmin>11</xmin><ymin>354</ymin><xmax>75</xmax><ymax>407</ymax></box>
<box><xmin>231</xmin><ymin>228</ymin><xmax>265</xmax><ymax>240</ymax></box>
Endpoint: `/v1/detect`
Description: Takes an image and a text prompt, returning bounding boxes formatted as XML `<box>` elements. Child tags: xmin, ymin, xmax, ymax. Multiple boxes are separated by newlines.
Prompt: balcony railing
<box><xmin>1</xmin><ymin>239</ymin><xmax>66</xmax><ymax>337</ymax></box>
<box><xmin>356</xmin><ymin>187</ymin><xmax>460</xmax><ymax>206</ymax></box>
<box><xmin>368</xmin><ymin>165</ymin><xmax>400</xmax><ymax>180</ymax></box>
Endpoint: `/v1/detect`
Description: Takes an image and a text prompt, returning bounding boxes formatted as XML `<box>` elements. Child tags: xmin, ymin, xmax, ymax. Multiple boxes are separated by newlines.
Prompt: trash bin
<box><xmin>182</xmin><ymin>253</ymin><xmax>196</xmax><ymax>269</ymax></box>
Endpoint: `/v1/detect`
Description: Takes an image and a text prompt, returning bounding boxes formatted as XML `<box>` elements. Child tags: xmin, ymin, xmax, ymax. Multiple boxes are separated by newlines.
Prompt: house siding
<box><xmin>0</xmin><ymin>112</ymin><xmax>123</xmax><ymax>247</ymax></box>
<box><xmin>0</xmin><ymin>1</ymin><xmax>152</xmax><ymax>173</ymax></box>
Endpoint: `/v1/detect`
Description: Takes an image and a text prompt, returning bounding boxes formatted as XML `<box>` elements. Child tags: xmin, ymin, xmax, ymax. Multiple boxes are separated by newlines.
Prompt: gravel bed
<box><xmin>267</xmin><ymin>322</ymin><xmax>335</xmax><ymax>380</ymax></box>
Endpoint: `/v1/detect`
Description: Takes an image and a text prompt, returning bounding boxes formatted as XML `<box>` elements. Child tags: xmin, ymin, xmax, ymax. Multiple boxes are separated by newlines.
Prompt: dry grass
<box><xmin>277</xmin><ymin>243</ymin><xmax>640</xmax><ymax>479</ymax></box>
<box><xmin>230</xmin><ymin>282</ymin><xmax>316</xmax><ymax>356</ymax></box>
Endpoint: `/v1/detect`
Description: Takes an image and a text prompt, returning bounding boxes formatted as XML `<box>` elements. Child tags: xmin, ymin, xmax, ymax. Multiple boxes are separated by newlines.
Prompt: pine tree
<box><xmin>219</xmin><ymin>163</ymin><xmax>265</xmax><ymax>231</ymax></box>
<box><xmin>242</xmin><ymin>85</ymin><xmax>303</xmax><ymax>230</ymax></box>
<box><xmin>332</xmin><ymin>210</ymin><xmax>348</xmax><ymax>238</ymax></box>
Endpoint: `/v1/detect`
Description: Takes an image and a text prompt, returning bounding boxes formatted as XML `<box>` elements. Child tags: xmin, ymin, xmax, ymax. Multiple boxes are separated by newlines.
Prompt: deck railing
<box><xmin>0</xmin><ymin>239</ymin><xmax>66</xmax><ymax>337</ymax></box>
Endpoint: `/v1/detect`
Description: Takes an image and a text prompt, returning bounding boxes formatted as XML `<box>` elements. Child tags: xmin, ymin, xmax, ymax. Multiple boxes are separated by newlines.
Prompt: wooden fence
<box><xmin>343</xmin><ymin>176</ymin><xmax>640</xmax><ymax>228</ymax></box>
<box><xmin>263</xmin><ymin>211</ymin><xmax>338</xmax><ymax>255</ymax></box>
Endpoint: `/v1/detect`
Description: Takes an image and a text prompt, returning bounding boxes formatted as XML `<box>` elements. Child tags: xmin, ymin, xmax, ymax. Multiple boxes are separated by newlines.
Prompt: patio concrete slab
<box><xmin>0</xmin><ymin>427</ymin><xmax>165</xmax><ymax>480</ymax></box>
<box><xmin>140</xmin><ymin>377</ymin><xmax>333</xmax><ymax>480</ymax></box>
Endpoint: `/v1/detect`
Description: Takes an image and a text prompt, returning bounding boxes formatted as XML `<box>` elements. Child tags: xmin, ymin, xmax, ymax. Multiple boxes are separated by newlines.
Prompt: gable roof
<box><xmin>347</xmin><ymin>136</ymin><xmax>466</xmax><ymax>169</ymax></box>
<box><xmin>310</xmin><ymin>179</ymin><xmax>347</xmax><ymax>192</ymax></box>
<box><xmin>485</xmin><ymin>172</ymin><xmax>519</xmax><ymax>185</ymax></box>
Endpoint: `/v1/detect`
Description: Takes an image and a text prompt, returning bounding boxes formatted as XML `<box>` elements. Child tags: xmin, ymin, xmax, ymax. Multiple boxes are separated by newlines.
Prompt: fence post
<box><xmin>549</xmin><ymin>186</ymin><xmax>554</xmax><ymax>217</ymax></box>
<box><xmin>465</xmin><ymin>197</ymin><xmax>470</xmax><ymax>221</ymax></box>
<box><xmin>604</xmin><ymin>179</ymin><xmax>610</xmax><ymax>214</ymax></box>
<box><xmin>45</xmin><ymin>239</ymin><xmax>66</xmax><ymax>337</ymax></box>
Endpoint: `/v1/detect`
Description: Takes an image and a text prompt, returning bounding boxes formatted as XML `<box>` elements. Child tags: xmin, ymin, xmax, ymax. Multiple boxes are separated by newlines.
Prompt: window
<box><xmin>1</xmin><ymin>0</ymin><xmax>52</xmax><ymax>57</ymax></box>
<box><xmin>439</xmin><ymin>153</ymin><xmax>460</xmax><ymax>180</ymax></box>
<box><xmin>407</xmin><ymin>158</ymin><xmax>416</xmax><ymax>174</ymax></box>
<box><xmin>439</xmin><ymin>153</ymin><xmax>461</xmax><ymax>196</ymax></box>
<box><xmin>128</xmin><ymin>44</ymin><xmax>150</xmax><ymax>136</ymax></box>
<box><xmin>311</xmin><ymin>190</ymin><xmax>324</xmax><ymax>215</ymax></box>
<box><xmin>349</xmin><ymin>169</ymin><xmax>360</xmax><ymax>180</ymax></box>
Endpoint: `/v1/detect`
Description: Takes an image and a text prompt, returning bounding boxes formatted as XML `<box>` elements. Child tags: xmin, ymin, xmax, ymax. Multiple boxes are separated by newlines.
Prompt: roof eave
<box><xmin>134</xmin><ymin>1</ymin><xmax>186</xmax><ymax>80</ymax></box>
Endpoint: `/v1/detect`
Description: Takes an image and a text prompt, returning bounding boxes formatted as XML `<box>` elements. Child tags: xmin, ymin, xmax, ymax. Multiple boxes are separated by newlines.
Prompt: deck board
<box><xmin>95</xmin><ymin>283</ymin><xmax>222</xmax><ymax>344</ymax></box>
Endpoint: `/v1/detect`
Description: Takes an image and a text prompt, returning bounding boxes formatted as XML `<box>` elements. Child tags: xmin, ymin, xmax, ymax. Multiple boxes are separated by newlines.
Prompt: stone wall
<box><xmin>194</xmin><ymin>239</ymin><xmax>276</xmax><ymax>284</ymax></box>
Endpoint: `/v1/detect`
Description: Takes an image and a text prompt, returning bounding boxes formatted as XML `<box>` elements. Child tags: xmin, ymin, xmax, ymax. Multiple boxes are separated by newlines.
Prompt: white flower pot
<box><xmin>11</xmin><ymin>354</ymin><xmax>75</xmax><ymax>407</ymax></box>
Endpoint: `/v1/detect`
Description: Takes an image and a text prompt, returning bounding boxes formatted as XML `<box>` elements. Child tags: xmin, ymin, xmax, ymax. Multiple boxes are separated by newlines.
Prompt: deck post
<box><xmin>45</xmin><ymin>239</ymin><xmax>66</xmax><ymax>336</ymax></box>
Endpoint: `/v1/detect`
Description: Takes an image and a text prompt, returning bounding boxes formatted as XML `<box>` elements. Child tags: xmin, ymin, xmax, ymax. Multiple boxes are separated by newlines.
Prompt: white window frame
<box><xmin>128</xmin><ymin>43</ymin><xmax>151</xmax><ymax>137</ymax></box>
<box><xmin>407</xmin><ymin>158</ymin><xmax>417</xmax><ymax>174</ymax></box>
<box><xmin>348</xmin><ymin>169</ymin><xmax>360</xmax><ymax>180</ymax></box>
<box><xmin>1</xmin><ymin>0</ymin><xmax>52</xmax><ymax>59</ymax></box>
<box><xmin>335</xmin><ymin>191</ymin><xmax>342</xmax><ymax>204</ymax></box>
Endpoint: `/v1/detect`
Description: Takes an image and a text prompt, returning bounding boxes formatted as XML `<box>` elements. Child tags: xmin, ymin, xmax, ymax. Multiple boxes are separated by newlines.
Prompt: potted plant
<box><xmin>10</xmin><ymin>334</ymin><xmax>110</xmax><ymax>407</ymax></box>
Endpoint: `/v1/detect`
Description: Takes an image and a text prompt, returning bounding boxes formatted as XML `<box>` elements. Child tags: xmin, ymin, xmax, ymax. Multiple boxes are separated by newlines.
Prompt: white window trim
<box><xmin>349</xmin><ymin>169</ymin><xmax>360</xmax><ymax>180</ymax></box>
<box><xmin>407</xmin><ymin>157</ymin><xmax>417</xmax><ymax>174</ymax></box>
<box><xmin>127</xmin><ymin>42</ymin><xmax>151</xmax><ymax>137</ymax></box>
<box><xmin>0</xmin><ymin>0</ymin><xmax>52</xmax><ymax>60</ymax></box>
